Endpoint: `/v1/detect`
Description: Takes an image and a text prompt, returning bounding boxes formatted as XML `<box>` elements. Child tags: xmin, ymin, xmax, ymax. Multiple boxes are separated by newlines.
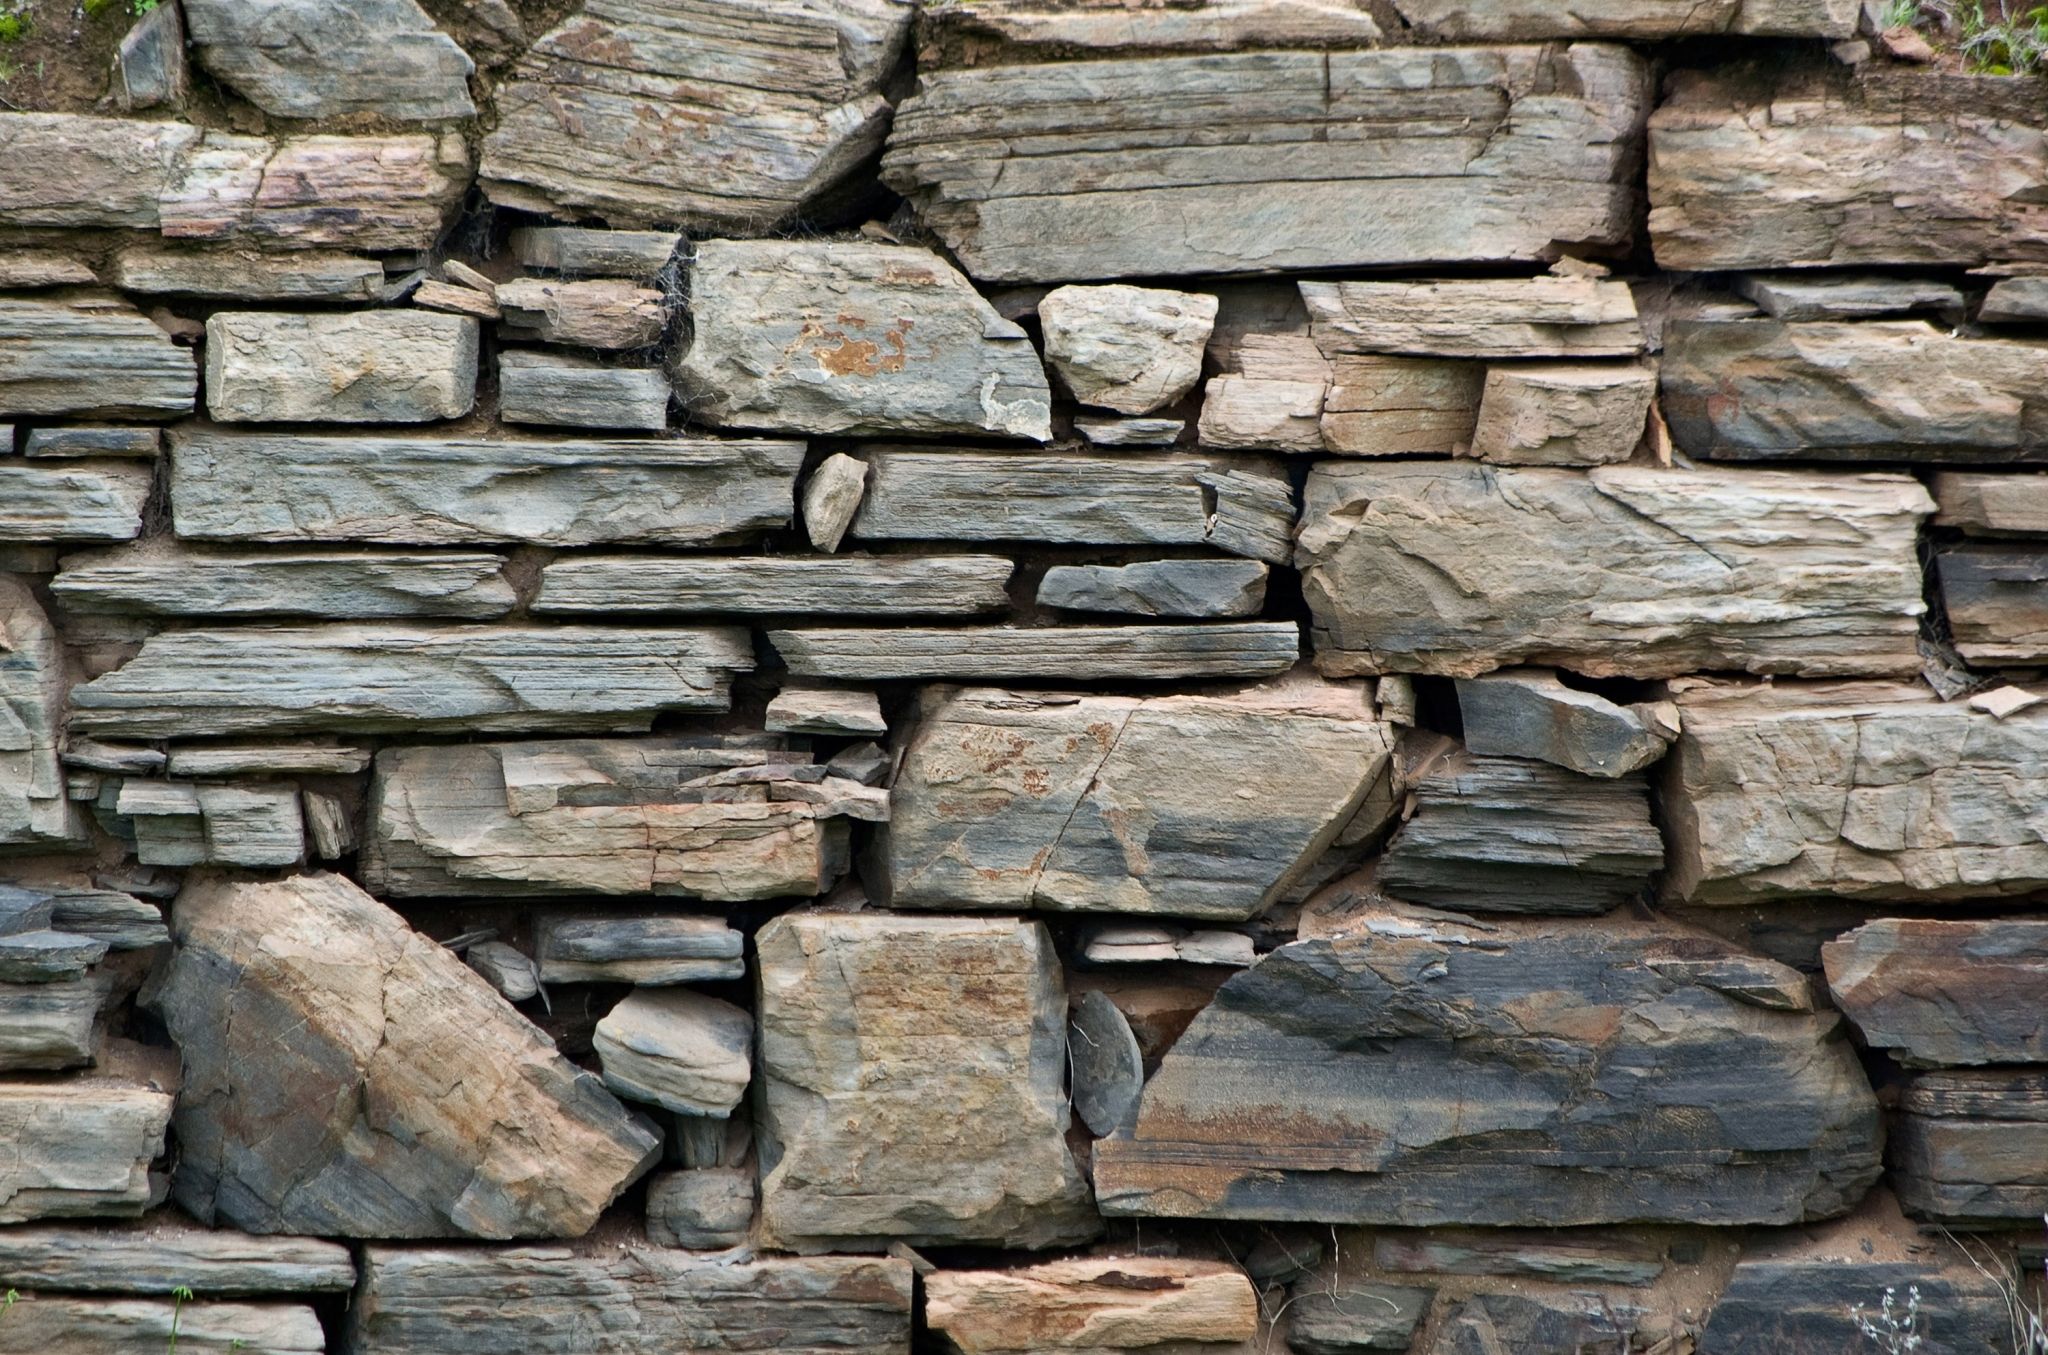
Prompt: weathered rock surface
<box><xmin>1286</xmin><ymin>1282</ymin><xmax>1431</xmax><ymax>1353</ymax></box>
<box><xmin>917</xmin><ymin>0</ymin><xmax>1383</xmax><ymax>65</ymax></box>
<box><xmin>756</xmin><ymin>913</ymin><xmax>1097</xmax><ymax>1251</ymax></box>
<box><xmin>1663</xmin><ymin>318</ymin><xmax>2048</xmax><ymax>462</ymax></box>
<box><xmin>0</xmin><ymin>1076</ymin><xmax>173</xmax><ymax>1222</ymax></box>
<box><xmin>883</xmin><ymin>45</ymin><xmax>1650</xmax><ymax>282</ymax></box>
<box><xmin>1468</xmin><ymin>362</ymin><xmax>1654</xmax><ymax>465</ymax></box>
<box><xmin>1</xmin><ymin>578</ymin><xmax>83</xmax><ymax>848</ymax></box>
<box><xmin>108</xmin><ymin>244</ymin><xmax>386</xmax><ymax>301</ymax></box>
<box><xmin>481</xmin><ymin>0</ymin><xmax>912</xmax><ymax>229</ymax></box>
<box><xmin>853</xmin><ymin>449</ymin><xmax>1293</xmax><ymax>563</ymax></box>
<box><xmin>1302</xmin><ymin>278</ymin><xmax>1643</xmax><ymax>359</ymax></box>
<box><xmin>766</xmin><ymin>688</ymin><xmax>886</xmax><ymax>738</ymax></box>
<box><xmin>204</xmin><ymin>312</ymin><xmax>478</xmax><ymax>424</ymax></box>
<box><xmin>115</xmin><ymin>779</ymin><xmax>305</xmax><ymax>869</ymax></box>
<box><xmin>1297</xmin><ymin>463</ymin><xmax>1930</xmax><ymax>678</ymax></box>
<box><xmin>1455</xmin><ymin>669</ymin><xmax>1676</xmax><ymax>777</ymax></box>
<box><xmin>364</xmin><ymin>737</ymin><xmax>854</xmax><ymax>899</ymax></box>
<box><xmin>1198</xmin><ymin>373</ymin><xmax>1328</xmax><ymax>453</ymax></box>
<box><xmin>771</xmin><ymin>623</ymin><xmax>1301</xmax><ymax>682</ymax></box>
<box><xmin>171</xmin><ymin>430</ymin><xmax>802</xmax><ymax>546</ymax></box>
<box><xmin>72</xmin><ymin>625</ymin><xmax>752</xmax><ymax>738</ymax></box>
<box><xmin>112</xmin><ymin>0</ymin><xmax>189</xmax><ymax>111</ymax></box>
<box><xmin>0</xmin><ymin>976</ymin><xmax>108</xmax><ymax>1070</ymax></box>
<box><xmin>165</xmin><ymin>746</ymin><xmax>371</xmax><ymax>777</ymax></box>
<box><xmin>1930</xmin><ymin>470</ymin><xmax>2048</xmax><ymax>537</ymax></box>
<box><xmin>0</xmin><ymin>462</ymin><xmax>153</xmax><ymax>544</ymax></box>
<box><xmin>674</xmin><ymin>241</ymin><xmax>1051</xmax><ymax>440</ymax></box>
<box><xmin>534</xmin><ymin>914</ymin><xmax>745</xmax><ymax>986</ymax></box>
<box><xmin>0</xmin><ymin>295</ymin><xmax>196</xmax><ymax>419</ymax></box>
<box><xmin>0</xmin><ymin>1220</ymin><xmax>353</xmax><ymax>1293</ymax></box>
<box><xmin>0</xmin><ymin>1295</ymin><xmax>325</xmax><ymax>1354</ymax></box>
<box><xmin>802</xmin><ymin>452</ymin><xmax>868</xmax><ymax>552</ymax></box>
<box><xmin>45</xmin><ymin>888</ymin><xmax>167</xmax><ymax>949</ymax></box>
<box><xmin>1824</xmin><ymin>918</ymin><xmax>2048</xmax><ymax>1066</ymax></box>
<box><xmin>0</xmin><ymin>116</ymin><xmax>469</xmax><ymax>250</ymax></box>
<box><xmin>1979</xmin><ymin>275</ymin><xmax>2048</xmax><ymax>323</ymax></box>
<box><xmin>0</xmin><ymin>929</ymin><xmax>107</xmax><ymax>983</ymax></box>
<box><xmin>1080</xmin><ymin>415</ymin><xmax>1186</xmax><ymax>446</ymax></box>
<box><xmin>498</xmin><ymin>352</ymin><xmax>670</xmax><ymax>430</ymax></box>
<box><xmin>646</xmin><ymin>1167</ymin><xmax>754</xmax><ymax>1248</ymax></box>
<box><xmin>1320</xmin><ymin>355</ymin><xmax>1480</xmax><ymax>456</ymax></box>
<box><xmin>1390</xmin><ymin>0</ymin><xmax>1856</xmax><ymax>37</ymax></box>
<box><xmin>496</xmin><ymin>279</ymin><xmax>666</xmax><ymax>350</ymax></box>
<box><xmin>595</xmin><ymin>988</ymin><xmax>752</xmax><ymax>1117</ymax></box>
<box><xmin>157</xmin><ymin>873</ymin><xmax>660</xmax><ymax>1238</ymax></box>
<box><xmin>1664</xmin><ymin>681</ymin><xmax>2048</xmax><ymax>904</ymax></box>
<box><xmin>1372</xmin><ymin>1232</ymin><xmax>1664</xmax><ymax>1284</ymax></box>
<box><xmin>925</xmin><ymin>1257</ymin><xmax>1258</xmax><ymax>1354</ymax></box>
<box><xmin>1379</xmin><ymin>753</ymin><xmax>1663</xmax><ymax>914</ymax></box>
<box><xmin>348</xmin><ymin>1247</ymin><xmax>914</xmax><ymax>1353</ymax></box>
<box><xmin>534</xmin><ymin>555</ymin><xmax>1014</xmax><ymax>616</ymax></box>
<box><xmin>1649</xmin><ymin>63</ymin><xmax>2048</xmax><ymax>270</ymax></box>
<box><xmin>1894</xmin><ymin>1072</ymin><xmax>2048</xmax><ymax>1222</ymax></box>
<box><xmin>1081</xmin><ymin>925</ymin><xmax>1255</xmax><ymax>967</ymax></box>
<box><xmin>1093</xmin><ymin>909</ymin><xmax>1881</xmax><ymax>1225</ymax></box>
<box><xmin>1733</xmin><ymin>272</ymin><xmax>1963</xmax><ymax>321</ymax></box>
<box><xmin>22</xmin><ymin>426</ymin><xmax>161</xmax><ymax>458</ymax></box>
<box><xmin>185</xmin><ymin>0</ymin><xmax>475</xmax><ymax>120</ymax></box>
<box><xmin>1935</xmin><ymin>543</ymin><xmax>2048</xmax><ymax>664</ymax></box>
<box><xmin>1040</xmin><ymin>285</ymin><xmax>1218</xmax><ymax>414</ymax></box>
<box><xmin>464</xmin><ymin>941</ymin><xmax>540</xmax><ymax>1002</ymax></box>
<box><xmin>1068</xmin><ymin>988</ymin><xmax>1143</xmax><ymax>1138</ymax></box>
<box><xmin>509</xmin><ymin>227</ymin><xmax>679</xmax><ymax>279</ymax></box>
<box><xmin>879</xmin><ymin>678</ymin><xmax>1394</xmax><ymax>918</ymax></box>
<box><xmin>54</xmin><ymin>548</ymin><xmax>516</xmax><ymax>619</ymax></box>
<box><xmin>1038</xmin><ymin>560</ymin><xmax>1269</xmax><ymax>618</ymax></box>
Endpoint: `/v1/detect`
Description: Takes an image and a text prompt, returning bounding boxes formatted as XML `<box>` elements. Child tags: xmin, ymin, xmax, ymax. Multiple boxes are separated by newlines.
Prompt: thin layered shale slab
<box><xmin>0</xmin><ymin>114</ymin><xmax>470</xmax><ymax>250</ymax></box>
<box><xmin>1301</xmin><ymin>277</ymin><xmax>1644</xmax><ymax>359</ymax></box>
<box><xmin>881</xmin><ymin>44</ymin><xmax>1651</xmax><ymax>281</ymax></box>
<box><xmin>1894</xmin><ymin>1072</ymin><xmax>2048</xmax><ymax>1223</ymax></box>
<box><xmin>1649</xmin><ymin>63</ymin><xmax>2048</xmax><ymax>270</ymax></box>
<box><xmin>0</xmin><ymin>578</ymin><xmax>83</xmax><ymax>848</ymax></box>
<box><xmin>1296</xmin><ymin>463</ymin><xmax>1931</xmax><ymax>678</ymax></box>
<box><xmin>1093</xmin><ymin>909</ymin><xmax>1882</xmax><ymax>1226</ymax></box>
<box><xmin>0</xmin><ymin>1295</ymin><xmax>325</xmax><ymax>1355</ymax></box>
<box><xmin>69</xmin><ymin>625</ymin><xmax>753</xmax><ymax>738</ymax></box>
<box><xmin>1664</xmin><ymin>681</ymin><xmax>2048</xmax><ymax>905</ymax></box>
<box><xmin>769</xmin><ymin>623</ymin><xmax>1301</xmax><ymax>682</ymax></box>
<box><xmin>1387</xmin><ymin>0</ymin><xmax>1858</xmax><ymax>37</ymax></box>
<box><xmin>0</xmin><ymin>974</ymin><xmax>111</xmax><ymax>1071</ymax></box>
<box><xmin>184</xmin><ymin>0</ymin><xmax>476</xmax><ymax>120</ymax></box>
<box><xmin>53</xmin><ymin>546</ymin><xmax>517</xmax><ymax>620</ymax></box>
<box><xmin>755</xmin><ymin>913</ymin><xmax>1098</xmax><ymax>1251</ymax></box>
<box><xmin>0</xmin><ymin>1075</ymin><xmax>174</xmax><ymax>1222</ymax></box>
<box><xmin>364</xmin><ymin>737</ymin><xmax>860</xmax><ymax>899</ymax></box>
<box><xmin>1935</xmin><ymin>543</ymin><xmax>2048</xmax><ymax>665</ymax></box>
<box><xmin>1824</xmin><ymin>918</ymin><xmax>2048</xmax><ymax>1066</ymax></box>
<box><xmin>916</xmin><ymin>0</ymin><xmax>1385</xmax><ymax>65</ymax></box>
<box><xmin>878</xmin><ymin>678</ymin><xmax>1396</xmax><ymax>918</ymax></box>
<box><xmin>348</xmin><ymin>1248</ymin><xmax>914</xmax><ymax>1354</ymax></box>
<box><xmin>923</xmin><ymin>1257</ymin><xmax>1258</xmax><ymax>1354</ymax></box>
<box><xmin>534</xmin><ymin>555</ymin><xmax>1015</xmax><ymax>616</ymax></box>
<box><xmin>673</xmin><ymin>240</ymin><xmax>1051</xmax><ymax>440</ymax></box>
<box><xmin>481</xmin><ymin>0</ymin><xmax>913</xmax><ymax>229</ymax></box>
<box><xmin>156</xmin><ymin>873</ymin><xmax>661</xmax><ymax>1238</ymax></box>
<box><xmin>203</xmin><ymin>311</ymin><xmax>478</xmax><ymax>424</ymax></box>
<box><xmin>170</xmin><ymin>431</ymin><xmax>804</xmax><ymax>547</ymax></box>
<box><xmin>0</xmin><ymin>1220</ymin><xmax>354</xmax><ymax>1294</ymax></box>
<box><xmin>0</xmin><ymin>294</ymin><xmax>196</xmax><ymax>419</ymax></box>
<box><xmin>0</xmin><ymin>462</ymin><xmax>153</xmax><ymax>543</ymax></box>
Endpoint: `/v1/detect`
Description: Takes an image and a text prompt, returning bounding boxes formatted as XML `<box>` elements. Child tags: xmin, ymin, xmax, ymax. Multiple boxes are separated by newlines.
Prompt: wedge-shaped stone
<box><xmin>108</xmin><ymin>244</ymin><xmax>386</xmax><ymax>301</ymax></box>
<box><xmin>883</xmin><ymin>45</ymin><xmax>1649</xmax><ymax>282</ymax></box>
<box><xmin>1389</xmin><ymin>0</ymin><xmax>1856</xmax><ymax>36</ymax></box>
<box><xmin>1320</xmin><ymin>355</ymin><xmax>1481</xmax><ymax>456</ymax></box>
<box><xmin>1824</xmin><ymin>918</ymin><xmax>2048</xmax><ymax>1067</ymax></box>
<box><xmin>171</xmin><ymin>430</ymin><xmax>802</xmax><ymax>547</ymax></box>
<box><xmin>535</xmin><ymin>555</ymin><xmax>1014</xmax><ymax>616</ymax></box>
<box><xmin>496</xmin><ymin>279</ymin><xmax>665</xmax><ymax>350</ymax></box>
<box><xmin>1093</xmin><ymin>908</ymin><xmax>1881</xmax><ymax>1225</ymax></box>
<box><xmin>0</xmin><ymin>1295</ymin><xmax>324</xmax><ymax>1354</ymax></box>
<box><xmin>595</xmin><ymin>988</ymin><xmax>752</xmax><ymax>1117</ymax></box>
<box><xmin>0</xmin><ymin>1220</ymin><xmax>352</xmax><ymax>1294</ymax></box>
<box><xmin>1649</xmin><ymin>63</ymin><xmax>2048</xmax><ymax>270</ymax></box>
<box><xmin>0</xmin><ymin>976</ymin><xmax>109</xmax><ymax>1071</ymax></box>
<box><xmin>1455</xmin><ymin>669</ymin><xmax>1675</xmax><ymax>777</ymax></box>
<box><xmin>1895</xmin><ymin>1072</ymin><xmax>2048</xmax><ymax>1222</ymax></box>
<box><xmin>0</xmin><ymin>929</ymin><xmax>107</xmax><ymax>983</ymax></box>
<box><xmin>918</xmin><ymin>0</ymin><xmax>1383</xmax><ymax>65</ymax></box>
<box><xmin>1</xmin><ymin>579</ymin><xmax>84</xmax><ymax>847</ymax></box>
<box><xmin>0</xmin><ymin>295</ymin><xmax>196</xmax><ymax>419</ymax></box>
<box><xmin>1040</xmin><ymin>285</ymin><xmax>1218</xmax><ymax>415</ymax></box>
<box><xmin>533</xmin><ymin>913</ymin><xmax>744</xmax><ymax>985</ymax></box>
<box><xmin>880</xmin><ymin>678</ymin><xmax>1394</xmax><ymax>919</ymax></box>
<box><xmin>113</xmin><ymin>0</ymin><xmax>188</xmax><ymax>112</ymax></box>
<box><xmin>1935</xmin><ymin>471</ymin><xmax>2048</xmax><ymax>536</ymax></box>
<box><xmin>165</xmin><ymin>746</ymin><xmax>370</xmax><ymax>777</ymax></box>
<box><xmin>1733</xmin><ymin>272</ymin><xmax>1964</xmax><ymax>321</ymax></box>
<box><xmin>771</xmin><ymin>623</ymin><xmax>1299</xmax><ymax>681</ymax></box>
<box><xmin>1302</xmin><ymin>278</ymin><xmax>1643</xmax><ymax>359</ymax></box>
<box><xmin>46</xmin><ymin>888</ymin><xmax>167</xmax><ymax>949</ymax></box>
<box><xmin>158</xmin><ymin>873</ymin><xmax>660</xmax><ymax>1238</ymax></box>
<box><xmin>674</xmin><ymin>241</ymin><xmax>1050</xmax><ymax>440</ymax></box>
<box><xmin>853</xmin><ymin>449</ymin><xmax>1292</xmax><ymax>562</ymax></box>
<box><xmin>0</xmin><ymin>462</ymin><xmax>152</xmax><ymax>544</ymax></box>
<box><xmin>509</xmin><ymin>227</ymin><xmax>680</xmax><ymax>280</ymax></box>
<box><xmin>1667</xmin><ymin>681</ymin><xmax>2048</xmax><ymax>904</ymax></box>
<box><xmin>205</xmin><ymin>312</ymin><xmax>478</xmax><ymax>424</ymax></box>
<box><xmin>71</xmin><ymin>624</ymin><xmax>752</xmax><ymax>738</ymax></box>
<box><xmin>364</xmin><ymin>737</ymin><xmax>852</xmax><ymax>899</ymax></box>
<box><xmin>926</xmin><ymin>1257</ymin><xmax>1258</xmax><ymax>1353</ymax></box>
<box><xmin>1378</xmin><ymin>753</ymin><xmax>1662</xmax><ymax>914</ymax></box>
<box><xmin>349</xmin><ymin>1248</ymin><xmax>913</xmax><ymax>1354</ymax></box>
<box><xmin>1297</xmin><ymin>463</ymin><xmax>1930</xmax><ymax>678</ymax></box>
<box><xmin>481</xmin><ymin>0</ymin><xmax>911</xmax><ymax>229</ymax></box>
<box><xmin>498</xmin><ymin>353</ymin><xmax>670</xmax><ymax>430</ymax></box>
<box><xmin>1038</xmin><ymin>560</ymin><xmax>1269</xmax><ymax>618</ymax></box>
<box><xmin>1663</xmin><ymin>318</ymin><xmax>2048</xmax><ymax>462</ymax></box>
<box><xmin>1936</xmin><ymin>543</ymin><xmax>2048</xmax><ymax>664</ymax></box>
<box><xmin>1981</xmin><ymin>275</ymin><xmax>2048</xmax><ymax>323</ymax></box>
<box><xmin>186</xmin><ymin>0</ymin><xmax>475</xmax><ymax>120</ymax></box>
<box><xmin>1469</xmin><ymin>362</ymin><xmax>1654</xmax><ymax>465</ymax></box>
<box><xmin>0</xmin><ymin>1076</ymin><xmax>172</xmax><ymax>1222</ymax></box>
<box><xmin>757</xmin><ymin>913</ymin><xmax>1096</xmax><ymax>1251</ymax></box>
<box><xmin>54</xmin><ymin>547</ymin><xmax>515</xmax><ymax>619</ymax></box>
<box><xmin>0</xmin><ymin>115</ymin><xmax>469</xmax><ymax>250</ymax></box>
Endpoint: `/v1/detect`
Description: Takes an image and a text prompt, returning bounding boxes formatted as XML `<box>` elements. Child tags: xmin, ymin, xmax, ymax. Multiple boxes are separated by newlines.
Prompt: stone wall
<box><xmin>1</xmin><ymin>0</ymin><xmax>2045</xmax><ymax>1351</ymax></box>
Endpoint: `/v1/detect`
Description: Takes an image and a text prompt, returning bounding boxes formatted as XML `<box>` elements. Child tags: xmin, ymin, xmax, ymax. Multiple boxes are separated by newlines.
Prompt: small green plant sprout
<box><xmin>0</xmin><ymin>2</ymin><xmax>26</xmax><ymax>43</ymax></box>
<box><xmin>166</xmin><ymin>1285</ymin><xmax>196</xmax><ymax>1354</ymax></box>
<box><xmin>0</xmin><ymin>1287</ymin><xmax>16</xmax><ymax>1313</ymax></box>
<box><xmin>1852</xmin><ymin>1284</ymin><xmax>1924</xmax><ymax>1353</ymax></box>
<box><xmin>1882</xmin><ymin>0</ymin><xmax>1927</xmax><ymax>26</ymax></box>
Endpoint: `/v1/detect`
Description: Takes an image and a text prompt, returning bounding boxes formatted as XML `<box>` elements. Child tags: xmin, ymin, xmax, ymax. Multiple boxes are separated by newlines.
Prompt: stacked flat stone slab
<box><xmin>0</xmin><ymin>295</ymin><xmax>196</xmax><ymax>418</ymax></box>
<box><xmin>184</xmin><ymin>0</ymin><xmax>476</xmax><ymax>120</ymax></box>
<box><xmin>205</xmin><ymin>312</ymin><xmax>478</xmax><ymax>423</ymax></box>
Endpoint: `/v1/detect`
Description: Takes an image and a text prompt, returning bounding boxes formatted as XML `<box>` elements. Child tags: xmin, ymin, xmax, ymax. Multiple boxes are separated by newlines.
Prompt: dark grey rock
<box><xmin>1455</xmin><ymin>668</ymin><xmax>1675</xmax><ymax>778</ymax></box>
<box><xmin>1068</xmin><ymin>989</ymin><xmax>1143</xmax><ymax>1137</ymax></box>
<box><xmin>1038</xmin><ymin>560</ymin><xmax>1269</xmax><ymax>618</ymax></box>
<box><xmin>185</xmin><ymin>0</ymin><xmax>475</xmax><ymax>120</ymax></box>
<box><xmin>646</xmin><ymin>1168</ymin><xmax>754</xmax><ymax>1248</ymax></box>
<box><xmin>535</xmin><ymin>914</ymin><xmax>744</xmax><ymax>986</ymax></box>
<box><xmin>1894</xmin><ymin>1072</ymin><xmax>2048</xmax><ymax>1223</ymax></box>
<box><xmin>498</xmin><ymin>352</ymin><xmax>670</xmax><ymax>430</ymax></box>
<box><xmin>1287</xmin><ymin>1283</ymin><xmax>1431</xmax><ymax>1354</ymax></box>
<box><xmin>22</xmin><ymin>426</ymin><xmax>161</xmax><ymax>459</ymax></box>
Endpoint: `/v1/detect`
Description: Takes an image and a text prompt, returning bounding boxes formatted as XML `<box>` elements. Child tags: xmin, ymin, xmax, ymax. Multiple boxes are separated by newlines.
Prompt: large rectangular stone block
<box><xmin>204</xmin><ymin>311</ymin><xmax>478</xmax><ymax>423</ymax></box>
<box><xmin>0</xmin><ymin>1077</ymin><xmax>172</xmax><ymax>1222</ymax></box>
<box><xmin>53</xmin><ymin>546</ymin><xmax>516</xmax><ymax>619</ymax></box>
<box><xmin>0</xmin><ymin>295</ymin><xmax>196</xmax><ymax>419</ymax></box>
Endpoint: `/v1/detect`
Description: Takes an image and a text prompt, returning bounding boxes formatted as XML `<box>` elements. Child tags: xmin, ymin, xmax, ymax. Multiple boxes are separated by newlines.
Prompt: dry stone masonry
<box><xmin>1</xmin><ymin>2</ymin><xmax>2046</xmax><ymax>1351</ymax></box>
